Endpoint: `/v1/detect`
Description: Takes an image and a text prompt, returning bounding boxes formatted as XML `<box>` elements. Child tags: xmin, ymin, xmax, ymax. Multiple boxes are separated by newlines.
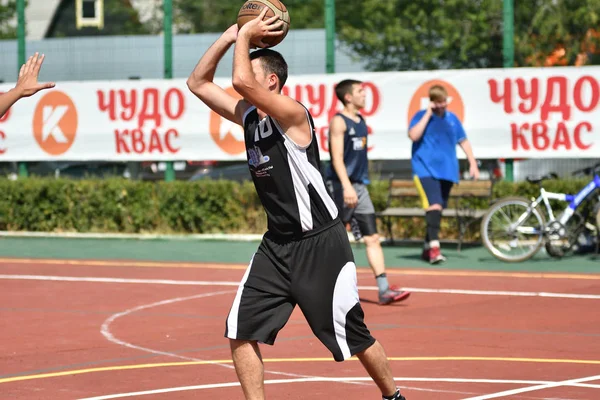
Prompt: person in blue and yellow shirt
<box><xmin>408</xmin><ymin>84</ymin><xmax>479</xmax><ymax>264</ymax></box>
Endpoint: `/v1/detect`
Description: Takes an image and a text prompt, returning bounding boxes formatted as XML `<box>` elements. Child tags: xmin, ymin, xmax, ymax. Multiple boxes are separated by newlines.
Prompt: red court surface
<box><xmin>1</xmin><ymin>257</ymin><xmax>600</xmax><ymax>399</ymax></box>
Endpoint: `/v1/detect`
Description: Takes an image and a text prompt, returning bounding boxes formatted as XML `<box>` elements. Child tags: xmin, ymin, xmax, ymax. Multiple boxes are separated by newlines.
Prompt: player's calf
<box><xmin>424</xmin><ymin>208</ymin><xmax>446</xmax><ymax>264</ymax></box>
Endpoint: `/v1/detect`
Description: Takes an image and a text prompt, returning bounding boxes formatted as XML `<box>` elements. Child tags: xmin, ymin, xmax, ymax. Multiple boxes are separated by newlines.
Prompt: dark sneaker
<box><xmin>429</xmin><ymin>247</ymin><xmax>447</xmax><ymax>264</ymax></box>
<box><xmin>382</xmin><ymin>389</ymin><xmax>407</xmax><ymax>400</ymax></box>
<box><xmin>378</xmin><ymin>286</ymin><xmax>411</xmax><ymax>305</ymax></box>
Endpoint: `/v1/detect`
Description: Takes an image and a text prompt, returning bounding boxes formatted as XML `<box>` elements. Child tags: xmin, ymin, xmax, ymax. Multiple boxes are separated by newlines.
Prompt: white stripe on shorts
<box><xmin>332</xmin><ymin>261</ymin><xmax>360</xmax><ymax>360</ymax></box>
<box><xmin>226</xmin><ymin>254</ymin><xmax>255</xmax><ymax>339</ymax></box>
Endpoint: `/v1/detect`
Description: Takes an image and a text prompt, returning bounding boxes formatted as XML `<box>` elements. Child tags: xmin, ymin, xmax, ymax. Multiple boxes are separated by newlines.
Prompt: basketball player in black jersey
<box><xmin>327</xmin><ymin>79</ymin><xmax>410</xmax><ymax>305</ymax></box>
<box><xmin>186</xmin><ymin>8</ymin><xmax>406</xmax><ymax>400</ymax></box>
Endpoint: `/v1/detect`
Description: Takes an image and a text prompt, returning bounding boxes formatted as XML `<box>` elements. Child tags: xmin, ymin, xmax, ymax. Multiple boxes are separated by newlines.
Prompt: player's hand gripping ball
<box><xmin>237</xmin><ymin>0</ymin><xmax>290</xmax><ymax>47</ymax></box>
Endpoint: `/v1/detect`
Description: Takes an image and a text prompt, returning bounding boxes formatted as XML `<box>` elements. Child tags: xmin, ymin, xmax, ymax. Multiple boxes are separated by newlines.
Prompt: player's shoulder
<box><xmin>240</xmin><ymin>102</ymin><xmax>257</xmax><ymax>124</ymax></box>
<box><xmin>330</xmin><ymin>113</ymin><xmax>347</xmax><ymax>127</ymax></box>
<box><xmin>294</xmin><ymin>100</ymin><xmax>317</xmax><ymax>117</ymax></box>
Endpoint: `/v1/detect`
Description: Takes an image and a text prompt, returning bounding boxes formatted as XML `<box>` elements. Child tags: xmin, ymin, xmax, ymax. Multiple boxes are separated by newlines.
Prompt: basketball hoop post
<box><xmin>164</xmin><ymin>0</ymin><xmax>175</xmax><ymax>182</ymax></box>
<box><xmin>17</xmin><ymin>0</ymin><xmax>28</xmax><ymax>178</ymax></box>
<box><xmin>325</xmin><ymin>0</ymin><xmax>335</xmax><ymax>74</ymax></box>
<box><xmin>503</xmin><ymin>0</ymin><xmax>514</xmax><ymax>182</ymax></box>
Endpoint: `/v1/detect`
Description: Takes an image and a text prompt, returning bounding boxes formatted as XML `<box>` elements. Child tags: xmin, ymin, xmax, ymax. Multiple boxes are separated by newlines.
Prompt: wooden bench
<box><xmin>376</xmin><ymin>178</ymin><xmax>494</xmax><ymax>251</ymax></box>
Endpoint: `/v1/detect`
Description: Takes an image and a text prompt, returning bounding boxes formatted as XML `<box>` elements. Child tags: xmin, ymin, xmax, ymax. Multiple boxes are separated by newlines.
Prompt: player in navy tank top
<box><xmin>326</xmin><ymin>79</ymin><xmax>410</xmax><ymax>306</ymax></box>
<box><xmin>326</xmin><ymin>112</ymin><xmax>369</xmax><ymax>185</ymax></box>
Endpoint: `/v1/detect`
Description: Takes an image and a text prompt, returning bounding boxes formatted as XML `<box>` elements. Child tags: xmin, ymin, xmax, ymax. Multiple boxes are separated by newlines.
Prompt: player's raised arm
<box><xmin>186</xmin><ymin>24</ymin><xmax>250</xmax><ymax>126</ymax></box>
<box><xmin>232</xmin><ymin>9</ymin><xmax>311</xmax><ymax>147</ymax></box>
<box><xmin>0</xmin><ymin>53</ymin><xmax>55</xmax><ymax>118</ymax></box>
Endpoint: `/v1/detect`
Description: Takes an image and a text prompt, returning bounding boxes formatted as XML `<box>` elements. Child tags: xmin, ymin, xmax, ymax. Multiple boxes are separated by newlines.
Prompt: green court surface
<box><xmin>1</xmin><ymin>236</ymin><xmax>600</xmax><ymax>273</ymax></box>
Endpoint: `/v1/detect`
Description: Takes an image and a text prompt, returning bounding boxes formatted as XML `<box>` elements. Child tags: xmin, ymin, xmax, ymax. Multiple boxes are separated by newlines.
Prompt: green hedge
<box><xmin>0</xmin><ymin>178</ymin><xmax>266</xmax><ymax>234</ymax></box>
<box><xmin>0</xmin><ymin>177</ymin><xmax>593</xmax><ymax>240</ymax></box>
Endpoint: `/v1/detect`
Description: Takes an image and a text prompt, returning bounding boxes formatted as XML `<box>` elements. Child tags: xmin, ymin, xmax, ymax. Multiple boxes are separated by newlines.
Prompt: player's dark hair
<box><xmin>250</xmin><ymin>49</ymin><xmax>288</xmax><ymax>90</ymax></box>
<box><xmin>335</xmin><ymin>79</ymin><xmax>362</xmax><ymax>105</ymax></box>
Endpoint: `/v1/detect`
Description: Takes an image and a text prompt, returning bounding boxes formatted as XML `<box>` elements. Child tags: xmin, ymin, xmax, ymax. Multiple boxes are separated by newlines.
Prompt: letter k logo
<box><xmin>33</xmin><ymin>91</ymin><xmax>78</xmax><ymax>155</ymax></box>
<box><xmin>42</xmin><ymin>105</ymin><xmax>69</xmax><ymax>143</ymax></box>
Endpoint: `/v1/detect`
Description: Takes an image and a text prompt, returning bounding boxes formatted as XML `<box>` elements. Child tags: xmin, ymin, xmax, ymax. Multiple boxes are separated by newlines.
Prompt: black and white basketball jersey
<box><xmin>243</xmin><ymin>105</ymin><xmax>339</xmax><ymax>239</ymax></box>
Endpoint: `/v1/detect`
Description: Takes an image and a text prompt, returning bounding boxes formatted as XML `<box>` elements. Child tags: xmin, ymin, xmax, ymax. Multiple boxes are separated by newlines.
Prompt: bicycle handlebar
<box><xmin>571</xmin><ymin>162</ymin><xmax>600</xmax><ymax>177</ymax></box>
<box><xmin>525</xmin><ymin>172</ymin><xmax>559</xmax><ymax>184</ymax></box>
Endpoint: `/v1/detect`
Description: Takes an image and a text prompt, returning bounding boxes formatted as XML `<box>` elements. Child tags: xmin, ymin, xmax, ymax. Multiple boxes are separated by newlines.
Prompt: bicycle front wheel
<box><xmin>480</xmin><ymin>197</ymin><xmax>546</xmax><ymax>262</ymax></box>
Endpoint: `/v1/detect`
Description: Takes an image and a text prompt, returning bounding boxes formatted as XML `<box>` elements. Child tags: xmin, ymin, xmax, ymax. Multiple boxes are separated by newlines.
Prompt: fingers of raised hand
<box><xmin>256</xmin><ymin>6</ymin><xmax>269</xmax><ymax>20</ymax></box>
<box><xmin>32</xmin><ymin>53</ymin><xmax>45</xmax><ymax>75</ymax></box>
<box><xmin>22</xmin><ymin>55</ymin><xmax>34</xmax><ymax>75</ymax></box>
<box><xmin>265</xmin><ymin>19</ymin><xmax>284</xmax><ymax>31</ymax></box>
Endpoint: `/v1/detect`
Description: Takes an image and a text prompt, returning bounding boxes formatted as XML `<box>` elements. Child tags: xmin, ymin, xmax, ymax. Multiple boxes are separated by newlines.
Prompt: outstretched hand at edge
<box><xmin>15</xmin><ymin>52</ymin><xmax>55</xmax><ymax>97</ymax></box>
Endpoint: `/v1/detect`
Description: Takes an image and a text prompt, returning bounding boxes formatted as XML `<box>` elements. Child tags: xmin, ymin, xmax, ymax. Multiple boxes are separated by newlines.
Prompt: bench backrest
<box><xmin>388</xmin><ymin>178</ymin><xmax>494</xmax><ymax>200</ymax></box>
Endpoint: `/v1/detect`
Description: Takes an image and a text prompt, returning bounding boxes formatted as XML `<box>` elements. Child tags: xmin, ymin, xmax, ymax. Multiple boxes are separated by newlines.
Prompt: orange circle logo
<box><xmin>33</xmin><ymin>91</ymin><xmax>78</xmax><ymax>156</ymax></box>
<box><xmin>407</xmin><ymin>79</ymin><xmax>464</xmax><ymax>125</ymax></box>
<box><xmin>209</xmin><ymin>87</ymin><xmax>245</xmax><ymax>155</ymax></box>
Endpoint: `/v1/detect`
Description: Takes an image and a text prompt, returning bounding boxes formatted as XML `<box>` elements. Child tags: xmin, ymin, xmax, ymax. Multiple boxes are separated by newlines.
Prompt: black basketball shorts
<box><xmin>224</xmin><ymin>219</ymin><xmax>375</xmax><ymax>362</ymax></box>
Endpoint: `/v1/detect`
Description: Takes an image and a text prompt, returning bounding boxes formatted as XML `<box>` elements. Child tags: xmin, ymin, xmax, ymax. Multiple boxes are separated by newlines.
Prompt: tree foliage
<box><xmin>335</xmin><ymin>0</ymin><xmax>600</xmax><ymax>71</ymax></box>
<box><xmin>514</xmin><ymin>0</ymin><xmax>600</xmax><ymax>67</ymax></box>
<box><xmin>335</xmin><ymin>0</ymin><xmax>504</xmax><ymax>71</ymax></box>
<box><xmin>0</xmin><ymin>0</ymin><xmax>17</xmax><ymax>40</ymax></box>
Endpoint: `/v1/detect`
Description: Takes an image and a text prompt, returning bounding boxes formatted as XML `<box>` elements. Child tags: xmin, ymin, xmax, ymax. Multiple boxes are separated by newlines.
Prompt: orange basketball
<box><xmin>237</xmin><ymin>0</ymin><xmax>290</xmax><ymax>47</ymax></box>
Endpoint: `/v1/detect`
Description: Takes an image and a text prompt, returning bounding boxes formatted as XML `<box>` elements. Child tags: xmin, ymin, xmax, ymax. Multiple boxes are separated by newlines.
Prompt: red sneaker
<box><xmin>429</xmin><ymin>247</ymin><xmax>447</xmax><ymax>264</ymax></box>
<box><xmin>378</xmin><ymin>286</ymin><xmax>411</xmax><ymax>305</ymax></box>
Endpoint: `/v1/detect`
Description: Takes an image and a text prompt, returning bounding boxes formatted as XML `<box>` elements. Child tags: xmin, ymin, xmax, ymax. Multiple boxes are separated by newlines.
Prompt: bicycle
<box><xmin>480</xmin><ymin>166</ymin><xmax>600</xmax><ymax>262</ymax></box>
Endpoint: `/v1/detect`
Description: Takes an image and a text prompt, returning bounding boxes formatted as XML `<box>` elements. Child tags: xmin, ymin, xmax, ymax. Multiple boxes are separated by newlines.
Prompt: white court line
<box><xmin>77</xmin><ymin>377</ymin><xmax>598</xmax><ymax>400</ymax></box>
<box><xmin>0</xmin><ymin>274</ymin><xmax>239</xmax><ymax>287</ymax></box>
<box><xmin>401</xmin><ymin>287</ymin><xmax>600</xmax><ymax>300</ymax></box>
<box><xmin>2</xmin><ymin>274</ymin><xmax>600</xmax><ymax>300</ymax></box>
<box><xmin>100</xmin><ymin>291</ymin><xmax>368</xmax><ymax>387</ymax></box>
<box><xmin>462</xmin><ymin>374</ymin><xmax>600</xmax><ymax>399</ymax></box>
<box><xmin>100</xmin><ymin>291</ymin><xmax>237</xmax><ymax>365</ymax></box>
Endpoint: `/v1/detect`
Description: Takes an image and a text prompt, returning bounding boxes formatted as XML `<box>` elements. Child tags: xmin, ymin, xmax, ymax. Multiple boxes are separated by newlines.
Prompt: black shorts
<box><xmin>224</xmin><ymin>219</ymin><xmax>375</xmax><ymax>362</ymax></box>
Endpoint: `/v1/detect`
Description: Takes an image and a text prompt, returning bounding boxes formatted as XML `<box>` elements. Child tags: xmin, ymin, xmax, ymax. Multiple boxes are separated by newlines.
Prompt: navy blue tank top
<box><xmin>326</xmin><ymin>113</ymin><xmax>369</xmax><ymax>184</ymax></box>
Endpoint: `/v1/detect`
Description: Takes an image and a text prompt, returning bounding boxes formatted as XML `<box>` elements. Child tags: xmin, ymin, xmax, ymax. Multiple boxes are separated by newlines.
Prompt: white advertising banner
<box><xmin>0</xmin><ymin>65</ymin><xmax>599</xmax><ymax>161</ymax></box>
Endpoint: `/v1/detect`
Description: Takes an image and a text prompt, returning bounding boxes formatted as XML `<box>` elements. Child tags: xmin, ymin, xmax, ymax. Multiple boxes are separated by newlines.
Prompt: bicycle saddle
<box><xmin>526</xmin><ymin>172</ymin><xmax>558</xmax><ymax>184</ymax></box>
